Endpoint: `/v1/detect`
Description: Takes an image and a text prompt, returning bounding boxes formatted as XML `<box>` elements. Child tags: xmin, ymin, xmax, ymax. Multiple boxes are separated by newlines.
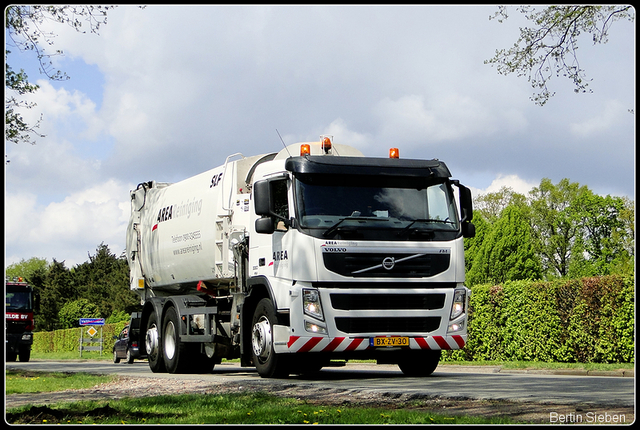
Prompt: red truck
<box><xmin>5</xmin><ymin>277</ymin><xmax>37</xmax><ymax>362</ymax></box>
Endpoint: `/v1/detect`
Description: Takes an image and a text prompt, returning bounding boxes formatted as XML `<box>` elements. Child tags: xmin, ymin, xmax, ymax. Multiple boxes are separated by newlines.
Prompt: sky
<box><xmin>4</xmin><ymin>5</ymin><xmax>636</xmax><ymax>268</ymax></box>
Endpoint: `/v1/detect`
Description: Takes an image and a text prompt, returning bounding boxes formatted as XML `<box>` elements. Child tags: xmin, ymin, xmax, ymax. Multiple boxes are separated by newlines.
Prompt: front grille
<box><xmin>335</xmin><ymin>317</ymin><xmax>441</xmax><ymax>334</ymax></box>
<box><xmin>314</xmin><ymin>282</ymin><xmax>457</xmax><ymax>289</ymax></box>
<box><xmin>330</xmin><ymin>293</ymin><xmax>445</xmax><ymax>310</ymax></box>
<box><xmin>323</xmin><ymin>253</ymin><xmax>450</xmax><ymax>277</ymax></box>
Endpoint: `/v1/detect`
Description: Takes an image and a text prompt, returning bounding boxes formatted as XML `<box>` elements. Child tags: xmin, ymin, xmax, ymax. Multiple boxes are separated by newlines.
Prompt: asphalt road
<box><xmin>6</xmin><ymin>360</ymin><xmax>634</xmax><ymax>408</ymax></box>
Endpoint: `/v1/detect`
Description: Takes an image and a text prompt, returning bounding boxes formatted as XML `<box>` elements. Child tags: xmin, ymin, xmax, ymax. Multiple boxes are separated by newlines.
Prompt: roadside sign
<box><xmin>86</xmin><ymin>326</ymin><xmax>98</xmax><ymax>337</ymax></box>
<box><xmin>79</xmin><ymin>318</ymin><xmax>105</xmax><ymax>326</ymax></box>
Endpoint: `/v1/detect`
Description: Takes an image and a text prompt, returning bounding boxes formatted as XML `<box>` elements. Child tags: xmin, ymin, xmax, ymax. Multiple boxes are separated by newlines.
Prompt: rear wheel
<box><xmin>146</xmin><ymin>310</ymin><xmax>166</xmax><ymax>373</ymax></box>
<box><xmin>398</xmin><ymin>350</ymin><xmax>441</xmax><ymax>376</ymax></box>
<box><xmin>251</xmin><ymin>298</ymin><xmax>289</xmax><ymax>378</ymax></box>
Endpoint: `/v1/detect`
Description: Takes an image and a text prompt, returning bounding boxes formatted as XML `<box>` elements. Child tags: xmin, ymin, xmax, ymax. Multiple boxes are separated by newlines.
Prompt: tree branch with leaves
<box><xmin>5</xmin><ymin>5</ymin><xmax>116</xmax><ymax>146</ymax></box>
<box><xmin>485</xmin><ymin>5</ymin><xmax>634</xmax><ymax>106</ymax></box>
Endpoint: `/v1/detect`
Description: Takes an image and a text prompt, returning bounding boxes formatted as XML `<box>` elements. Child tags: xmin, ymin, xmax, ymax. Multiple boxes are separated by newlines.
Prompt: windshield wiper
<box><xmin>323</xmin><ymin>216</ymin><xmax>388</xmax><ymax>238</ymax></box>
<box><xmin>397</xmin><ymin>218</ymin><xmax>455</xmax><ymax>237</ymax></box>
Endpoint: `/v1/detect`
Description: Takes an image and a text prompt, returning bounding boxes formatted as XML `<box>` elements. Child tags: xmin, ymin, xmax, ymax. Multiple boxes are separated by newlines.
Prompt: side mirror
<box><xmin>255</xmin><ymin>217</ymin><xmax>275</xmax><ymax>234</ymax></box>
<box><xmin>458</xmin><ymin>184</ymin><xmax>473</xmax><ymax>223</ymax></box>
<box><xmin>254</xmin><ymin>180</ymin><xmax>271</xmax><ymax>216</ymax></box>
<box><xmin>462</xmin><ymin>221</ymin><xmax>476</xmax><ymax>238</ymax></box>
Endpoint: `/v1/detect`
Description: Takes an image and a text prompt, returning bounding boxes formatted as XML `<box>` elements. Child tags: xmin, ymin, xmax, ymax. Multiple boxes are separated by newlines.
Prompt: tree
<box><xmin>528</xmin><ymin>178</ymin><xmax>587</xmax><ymax>277</ymax></box>
<box><xmin>485</xmin><ymin>5</ymin><xmax>635</xmax><ymax>106</ymax></box>
<box><xmin>5</xmin><ymin>64</ymin><xmax>44</xmax><ymax>146</ymax></box>
<box><xmin>7</xmin><ymin>243</ymin><xmax>139</xmax><ymax>331</ymax></box>
<box><xmin>467</xmin><ymin>205</ymin><xmax>541</xmax><ymax>286</ymax></box>
<box><xmin>5</xmin><ymin>5</ymin><xmax>115</xmax><ymax>145</ymax></box>
<box><xmin>474</xmin><ymin>186</ymin><xmax>527</xmax><ymax>222</ymax></box>
<box><xmin>569</xmin><ymin>191</ymin><xmax>634</xmax><ymax>277</ymax></box>
<box><xmin>463</xmin><ymin>213</ymin><xmax>489</xmax><ymax>274</ymax></box>
<box><xmin>37</xmin><ymin>259</ymin><xmax>75</xmax><ymax>331</ymax></box>
<box><xmin>73</xmin><ymin>243</ymin><xmax>139</xmax><ymax>318</ymax></box>
<box><xmin>58</xmin><ymin>298</ymin><xmax>100</xmax><ymax>329</ymax></box>
<box><xmin>526</xmin><ymin>177</ymin><xmax>634</xmax><ymax>279</ymax></box>
<box><xmin>5</xmin><ymin>257</ymin><xmax>50</xmax><ymax>281</ymax></box>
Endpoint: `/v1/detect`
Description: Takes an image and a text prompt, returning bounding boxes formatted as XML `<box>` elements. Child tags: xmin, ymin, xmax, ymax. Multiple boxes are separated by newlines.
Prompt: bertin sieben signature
<box><xmin>549</xmin><ymin>411</ymin><xmax>627</xmax><ymax>424</ymax></box>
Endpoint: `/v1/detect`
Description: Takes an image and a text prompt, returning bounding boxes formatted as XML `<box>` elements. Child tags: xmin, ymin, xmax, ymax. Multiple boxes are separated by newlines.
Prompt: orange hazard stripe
<box><xmin>452</xmin><ymin>335</ymin><xmax>465</xmax><ymax>348</ymax></box>
<box><xmin>298</xmin><ymin>337</ymin><xmax>323</xmax><ymax>353</ymax></box>
<box><xmin>323</xmin><ymin>336</ymin><xmax>346</xmax><ymax>352</ymax></box>
<box><xmin>288</xmin><ymin>335</ymin><xmax>465</xmax><ymax>353</ymax></box>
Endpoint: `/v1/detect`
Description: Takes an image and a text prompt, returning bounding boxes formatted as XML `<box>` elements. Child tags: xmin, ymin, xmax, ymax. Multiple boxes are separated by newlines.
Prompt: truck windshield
<box><xmin>294</xmin><ymin>174</ymin><xmax>460</xmax><ymax>241</ymax></box>
<box><xmin>6</xmin><ymin>291</ymin><xmax>33</xmax><ymax>311</ymax></box>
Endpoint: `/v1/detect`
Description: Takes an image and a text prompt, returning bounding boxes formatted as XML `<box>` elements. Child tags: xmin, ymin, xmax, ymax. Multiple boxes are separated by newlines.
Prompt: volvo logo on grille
<box><xmin>382</xmin><ymin>257</ymin><xmax>395</xmax><ymax>270</ymax></box>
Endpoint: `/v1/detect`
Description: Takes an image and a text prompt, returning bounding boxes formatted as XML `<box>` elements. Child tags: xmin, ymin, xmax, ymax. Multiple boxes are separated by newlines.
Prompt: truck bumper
<box><xmin>273</xmin><ymin>325</ymin><xmax>465</xmax><ymax>354</ymax></box>
<box><xmin>5</xmin><ymin>332</ymin><xmax>33</xmax><ymax>353</ymax></box>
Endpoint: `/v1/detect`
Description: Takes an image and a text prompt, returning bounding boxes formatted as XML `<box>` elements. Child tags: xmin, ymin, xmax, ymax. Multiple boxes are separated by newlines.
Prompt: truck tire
<box><xmin>162</xmin><ymin>306</ymin><xmax>189</xmax><ymax>374</ymax></box>
<box><xmin>146</xmin><ymin>310</ymin><xmax>166</xmax><ymax>373</ymax></box>
<box><xmin>398</xmin><ymin>350</ymin><xmax>441</xmax><ymax>376</ymax></box>
<box><xmin>251</xmin><ymin>298</ymin><xmax>290</xmax><ymax>378</ymax></box>
<box><xmin>18</xmin><ymin>346</ymin><xmax>31</xmax><ymax>362</ymax></box>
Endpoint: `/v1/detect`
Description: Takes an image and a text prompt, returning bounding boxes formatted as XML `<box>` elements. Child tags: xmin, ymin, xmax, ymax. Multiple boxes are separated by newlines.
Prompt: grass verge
<box><xmin>6</xmin><ymin>392</ymin><xmax>519</xmax><ymax>425</ymax></box>
<box><xmin>5</xmin><ymin>369</ymin><xmax>522</xmax><ymax>424</ymax></box>
<box><xmin>6</xmin><ymin>369</ymin><xmax>117</xmax><ymax>395</ymax></box>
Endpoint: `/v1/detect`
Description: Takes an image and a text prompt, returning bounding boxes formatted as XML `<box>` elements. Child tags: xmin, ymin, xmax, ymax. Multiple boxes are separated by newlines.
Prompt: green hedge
<box><xmin>33</xmin><ymin>321</ymin><xmax>128</xmax><ymax>355</ymax></box>
<box><xmin>33</xmin><ymin>276</ymin><xmax>634</xmax><ymax>364</ymax></box>
<box><xmin>444</xmin><ymin>275</ymin><xmax>634</xmax><ymax>363</ymax></box>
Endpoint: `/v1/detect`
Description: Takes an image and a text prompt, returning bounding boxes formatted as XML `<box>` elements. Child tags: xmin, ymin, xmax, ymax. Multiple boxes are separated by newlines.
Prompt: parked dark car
<box><xmin>112</xmin><ymin>312</ymin><xmax>146</xmax><ymax>364</ymax></box>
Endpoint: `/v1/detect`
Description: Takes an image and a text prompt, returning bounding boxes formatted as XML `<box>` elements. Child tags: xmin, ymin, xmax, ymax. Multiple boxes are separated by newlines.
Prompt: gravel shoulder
<box><xmin>6</xmin><ymin>373</ymin><xmax>635</xmax><ymax>424</ymax></box>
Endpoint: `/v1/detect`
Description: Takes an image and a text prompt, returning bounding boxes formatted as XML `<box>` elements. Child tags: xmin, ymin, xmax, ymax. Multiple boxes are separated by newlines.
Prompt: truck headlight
<box><xmin>303</xmin><ymin>288</ymin><xmax>324</xmax><ymax>321</ymax></box>
<box><xmin>305</xmin><ymin>320</ymin><xmax>328</xmax><ymax>334</ymax></box>
<box><xmin>448</xmin><ymin>319</ymin><xmax>465</xmax><ymax>333</ymax></box>
<box><xmin>450</xmin><ymin>288</ymin><xmax>466</xmax><ymax>320</ymax></box>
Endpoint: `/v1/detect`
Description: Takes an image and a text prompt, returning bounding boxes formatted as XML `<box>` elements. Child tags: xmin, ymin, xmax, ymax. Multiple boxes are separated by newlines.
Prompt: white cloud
<box><xmin>569</xmin><ymin>100</ymin><xmax>627</xmax><ymax>138</ymax></box>
<box><xmin>18</xmin><ymin>79</ymin><xmax>104</xmax><ymax>141</ymax></box>
<box><xmin>323</xmin><ymin>118</ymin><xmax>371</xmax><ymax>150</ymax></box>
<box><xmin>5</xmin><ymin>180</ymin><xmax>132</xmax><ymax>267</ymax></box>
<box><xmin>6</xmin><ymin>80</ymin><xmax>106</xmax><ymax>196</ymax></box>
<box><xmin>470</xmin><ymin>174</ymin><xmax>538</xmax><ymax>198</ymax></box>
<box><xmin>372</xmin><ymin>94</ymin><xmax>527</xmax><ymax>145</ymax></box>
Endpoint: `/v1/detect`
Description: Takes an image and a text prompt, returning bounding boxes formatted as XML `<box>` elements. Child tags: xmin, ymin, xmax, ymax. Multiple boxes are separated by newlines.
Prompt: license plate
<box><xmin>370</xmin><ymin>336</ymin><xmax>409</xmax><ymax>347</ymax></box>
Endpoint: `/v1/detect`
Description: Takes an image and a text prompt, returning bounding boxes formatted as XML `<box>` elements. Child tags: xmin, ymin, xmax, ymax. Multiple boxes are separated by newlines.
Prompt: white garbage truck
<box><xmin>126</xmin><ymin>136</ymin><xmax>475</xmax><ymax>377</ymax></box>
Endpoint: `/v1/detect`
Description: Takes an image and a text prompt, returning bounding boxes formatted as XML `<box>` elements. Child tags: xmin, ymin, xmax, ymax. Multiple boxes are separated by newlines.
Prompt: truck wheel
<box><xmin>162</xmin><ymin>306</ymin><xmax>188</xmax><ymax>374</ymax></box>
<box><xmin>398</xmin><ymin>350</ymin><xmax>441</xmax><ymax>376</ymax></box>
<box><xmin>146</xmin><ymin>311</ymin><xmax>166</xmax><ymax>373</ymax></box>
<box><xmin>18</xmin><ymin>346</ymin><xmax>31</xmax><ymax>363</ymax></box>
<box><xmin>251</xmin><ymin>298</ymin><xmax>289</xmax><ymax>378</ymax></box>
